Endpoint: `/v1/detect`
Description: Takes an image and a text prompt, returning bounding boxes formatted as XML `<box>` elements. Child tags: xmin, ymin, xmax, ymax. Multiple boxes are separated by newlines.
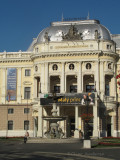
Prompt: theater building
<box><xmin>0</xmin><ymin>19</ymin><xmax>120</xmax><ymax>138</ymax></box>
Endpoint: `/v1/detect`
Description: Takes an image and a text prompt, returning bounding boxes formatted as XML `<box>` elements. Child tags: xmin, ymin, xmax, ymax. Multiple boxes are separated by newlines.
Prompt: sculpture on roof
<box><xmin>62</xmin><ymin>25</ymin><xmax>82</xmax><ymax>40</ymax></box>
<box><xmin>44</xmin><ymin>32</ymin><xmax>50</xmax><ymax>43</ymax></box>
<box><xmin>94</xmin><ymin>30</ymin><xmax>101</xmax><ymax>40</ymax></box>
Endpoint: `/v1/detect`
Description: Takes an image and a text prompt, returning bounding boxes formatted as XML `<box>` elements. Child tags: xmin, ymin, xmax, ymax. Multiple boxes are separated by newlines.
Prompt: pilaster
<box><xmin>1</xmin><ymin>68</ymin><xmax>6</xmax><ymax>103</ymax></box>
<box><xmin>77</xmin><ymin>62</ymin><xmax>82</xmax><ymax>93</ymax></box>
<box><xmin>45</xmin><ymin>62</ymin><xmax>49</xmax><ymax>93</ymax></box>
<box><xmin>17</xmin><ymin>68</ymin><xmax>22</xmax><ymax>103</ymax></box>
<box><xmin>100</xmin><ymin>61</ymin><xmax>104</xmax><ymax>100</ymax></box>
<box><xmin>61</xmin><ymin>62</ymin><xmax>65</xmax><ymax>93</ymax></box>
<box><xmin>37</xmin><ymin>105</ymin><xmax>43</xmax><ymax>137</ymax></box>
<box><xmin>41</xmin><ymin>63</ymin><xmax>45</xmax><ymax>93</ymax></box>
<box><xmin>95</xmin><ymin>61</ymin><xmax>100</xmax><ymax>95</ymax></box>
<box><xmin>74</xmin><ymin>106</ymin><xmax>79</xmax><ymax>138</ymax></box>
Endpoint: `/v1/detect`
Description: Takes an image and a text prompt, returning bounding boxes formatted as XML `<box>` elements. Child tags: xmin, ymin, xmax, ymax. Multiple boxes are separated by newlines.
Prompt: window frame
<box><xmin>24</xmin><ymin>120</ymin><xmax>29</xmax><ymax>130</ymax></box>
<box><xmin>8</xmin><ymin>108</ymin><xmax>14</xmax><ymax>114</ymax></box>
<box><xmin>24</xmin><ymin>87</ymin><xmax>31</xmax><ymax>99</ymax></box>
<box><xmin>86</xmin><ymin>85</ymin><xmax>94</xmax><ymax>93</ymax></box>
<box><xmin>25</xmin><ymin>69</ymin><xmax>31</xmax><ymax>76</ymax></box>
<box><xmin>24</xmin><ymin>108</ymin><xmax>30</xmax><ymax>114</ymax></box>
<box><xmin>8</xmin><ymin>120</ymin><xmax>13</xmax><ymax>130</ymax></box>
<box><xmin>54</xmin><ymin>86</ymin><xmax>60</xmax><ymax>93</ymax></box>
<box><xmin>70</xmin><ymin>85</ymin><xmax>77</xmax><ymax>93</ymax></box>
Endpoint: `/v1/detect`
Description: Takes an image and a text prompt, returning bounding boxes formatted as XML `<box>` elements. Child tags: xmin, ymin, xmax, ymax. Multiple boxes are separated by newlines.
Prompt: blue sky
<box><xmin>0</xmin><ymin>0</ymin><xmax>120</xmax><ymax>52</ymax></box>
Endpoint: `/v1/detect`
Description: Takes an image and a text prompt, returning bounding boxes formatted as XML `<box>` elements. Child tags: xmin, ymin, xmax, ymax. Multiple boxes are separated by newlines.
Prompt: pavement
<box><xmin>0</xmin><ymin>138</ymin><xmax>119</xmax><ymax>160</ymax></box>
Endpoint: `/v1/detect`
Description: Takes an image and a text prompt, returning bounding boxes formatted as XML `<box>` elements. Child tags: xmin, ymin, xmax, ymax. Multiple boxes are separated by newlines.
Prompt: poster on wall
<box><xmin>6</xmin><ymin>68</ymin><xmax>17</xmax><ymax>101</ymax></box>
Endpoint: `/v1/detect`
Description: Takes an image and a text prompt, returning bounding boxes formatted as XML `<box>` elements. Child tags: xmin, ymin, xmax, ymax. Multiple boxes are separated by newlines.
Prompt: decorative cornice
<box><xmin>31</xmin><ymin>50</ymin><xmax>118</xmax><ymax>60</ymax></box>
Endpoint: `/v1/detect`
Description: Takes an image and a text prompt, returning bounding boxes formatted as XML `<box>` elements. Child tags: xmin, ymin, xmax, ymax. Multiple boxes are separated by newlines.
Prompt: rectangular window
<box><xmin>8</xmin><ymin>108</ymin><xmax>14</xmax><ymax>114</ymax></box>
<box><xmin>24</xmin><ymin>108</ymin><xmax>30</xmax><ymax>114</ymax></box>
<box><xmin>8</xmin><ymin>121</ymin><xmax>13</xmax><ymax>130</ymax></box>
<box><xmin>24</xmin><ymin>87</ymin><xmax>31</xmax><ymax>99</ymax></box>
<box><xmin>105</xmin><ymin>84</ymin><xmax>109</xmax><ymax>96</ymax></box>
<box><xmin>24</xmin><ymin>120</ymin><xmax>29</xmax><ymax>130</ymax></box>
<box><xmin>70</xmin><ymin>85</ymin><xmax>77</xmax><ymax>93</ymax></box>
<box><xmin>54</xmin><ymin>86</ymin><xmax>60</xmax><ymax>93</ymax></box>
<box><xmin>25</xmin><ymin>69</ymin><xmax>31</xmax><ymax>76</ymax></box>
<box><xmin>86</xmin><ymin>85</ymin><xmax>94</xmax><ymax>92</ymax></box>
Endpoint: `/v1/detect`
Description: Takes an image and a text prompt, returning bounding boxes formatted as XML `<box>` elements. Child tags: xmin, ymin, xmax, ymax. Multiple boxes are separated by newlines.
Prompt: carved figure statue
<box><xmin>44</xmin><ymin>32</ymin><xmax>49</xmax><ymax>43</ymax></box>
<box><xmin>94</xmin><ymin>30</ymin><xmax>100</xmax><ymax>40</ymax></box>
<box><xmin>62</xmin><ymin>25</ymin><xmax>82</xmax><ymax>40</ymax></box>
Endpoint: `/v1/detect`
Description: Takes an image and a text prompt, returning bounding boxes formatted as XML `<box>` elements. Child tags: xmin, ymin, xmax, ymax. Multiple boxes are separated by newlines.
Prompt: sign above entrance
<box><xmin>40</xmin><ymin>93</ymin><xmax>95</xmax><ymax>106</ymax></box>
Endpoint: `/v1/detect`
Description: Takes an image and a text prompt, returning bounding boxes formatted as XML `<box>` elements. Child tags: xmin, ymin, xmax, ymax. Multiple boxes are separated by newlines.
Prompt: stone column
<box><xmin>100</xmin><ymin>61</ymin><xmax>105</xmax><ymax>100</ymax></box>
<box><xmin>93</xmin><ymin>104</ymin><xmax>99</xmax><ymax>137</ymax></box>
<box><xmin>113</xmin><ymin>63</ymin><xmax>117</xmax><ymax>100</ymax></box>
<box><xmin>77</xmin><ymin>62</ymin><xmax>82</xmax><ymax>93</ymax></box>
<box><xmin>45</xmin><ymin>62</ymin><xmax>49</xmax><ymax>93</ymax></box>
<box><xmin>1</xmin><ymin>68</ymin><xmax>6</xmax><ymax>103</ymax></box>
<box><xmin>57</xmin><ymin>106</ymin><xmax>60</xmax><ymax>116</ymax></box>
<box><xmin>41</xmin><ymin>63</ymin><xmax>45</xmax><ymax>93</ymax></box>
<box><xmin>95</xmin><ymin>61</ymin><xmax>100</xmax><ymax>95</ymax></box>
<box><xmin>111</xmin><ymin>116</ymin><xmax>114</xmax><ymax>137</ymax></box>
<box><xmin>43</xmin><ymin>107</ymin><xmax>48</xmax><ymax>137</ymax></box>
<box><xmin>17</xmin><ymin>68</ymin><xmax>22</xmax><ymax>103</ymax></box>
<box><xmin>33</xmin><ymin>117</ymin><xmax>37</xmax><ymax>137</ymax></box>
<box><xmin>74</xmin><ymin>106</ymin><xmax>79</xmax><ymax>138</ymax></box>
<box><xmin>34</xmin><ymin>78</ymin><xmax>37</xmax><ymax>98</ymax></box>
<box><xmin>37</xmin><ymin>105</ymin><xmax>43</xmax><ymax>137</ymax></box>
<box><xmin>61</xmin><ymin>62</ymin><xmax>65</xmax><ymax>93</ymax></box>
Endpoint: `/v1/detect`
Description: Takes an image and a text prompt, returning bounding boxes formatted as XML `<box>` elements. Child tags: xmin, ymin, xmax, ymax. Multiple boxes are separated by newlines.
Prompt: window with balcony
<box><xmin>86</xmin><ymin>85</ymin><xmax>94</xmax><ymax>92</ymax></box>
<box><xmin>54</xmin><ymin>86</ymin><xmax>60</xmax><ymax>93</ymax></box>
<box><xmin>105</xmin><ymin>84</ymin><xmax>109</xmax><ymax>96</ymax></box>
<box><xmin>70</xmin><ymin>85</ymin><xmax>77</xmax><ymax>93</ymax></box>
<box><xmin>24</xmin><ymin>87</ymin><xmax>31</xmax><ymax>99</ymax></box>
<box><xmin>8</xmin><ymin>120</ymin><xmax>13</xmax><ymax>130</ymax></box>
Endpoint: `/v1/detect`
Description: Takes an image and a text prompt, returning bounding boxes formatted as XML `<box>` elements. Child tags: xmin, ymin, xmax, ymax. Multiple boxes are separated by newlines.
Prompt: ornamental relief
<box><xmin>49</xmin><ymin>63</ymin><xmax>61</xmax><ymax>73</ymax></box>
<box><xmin>65</xmin><ymin>62</ymin><xmax>78</xmax><ymax>72</ymax></box>
<box><xmin>104</xmin><ymin>61</ymin><xmax>113</xmax><ymax>72</ymax></box>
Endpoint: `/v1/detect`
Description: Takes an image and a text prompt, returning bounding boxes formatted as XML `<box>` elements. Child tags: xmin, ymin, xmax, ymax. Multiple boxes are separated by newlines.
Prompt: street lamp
<box><xmin>84</xmin><ymin>95</ymin><xmax>90</xmax><ymax>140</ymax></box>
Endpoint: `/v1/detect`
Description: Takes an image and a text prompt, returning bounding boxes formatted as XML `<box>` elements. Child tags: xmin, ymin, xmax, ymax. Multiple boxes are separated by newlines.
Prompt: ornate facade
<box><xmin>0</xmin><ymin>19</ymin><xmax>120</xmax><ymax>138</ymax></box>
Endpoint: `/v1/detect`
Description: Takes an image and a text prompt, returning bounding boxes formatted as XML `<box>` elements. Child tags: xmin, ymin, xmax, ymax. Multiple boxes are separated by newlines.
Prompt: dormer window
<box><xmin>107</xmin><ymin>45</ymin><xmax>112</xmax><ymax>50</ymax></box>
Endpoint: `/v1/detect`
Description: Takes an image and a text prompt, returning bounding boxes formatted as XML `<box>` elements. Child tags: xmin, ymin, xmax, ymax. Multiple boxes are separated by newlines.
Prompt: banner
<box><xmin>7</xmin><ymin>68</ymin><xmax>17</xmax><ymax>101</ymax></box>
<box><xmin>40</xmin><ymin>93</ymin><xmax>95</xmax><ymax>106</ymax></box>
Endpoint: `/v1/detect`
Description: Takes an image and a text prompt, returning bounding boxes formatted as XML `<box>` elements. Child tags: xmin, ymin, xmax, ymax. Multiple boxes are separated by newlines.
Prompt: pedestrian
<box><xmin>24</xmin><ymin>131</ymin><xmax>29</xmax><ymax>143</ymax></box>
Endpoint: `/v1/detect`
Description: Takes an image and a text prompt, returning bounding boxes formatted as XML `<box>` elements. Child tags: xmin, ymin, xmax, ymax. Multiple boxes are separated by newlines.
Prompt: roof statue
<box><xmin>44</xmin><ymin>32</ymin><xmax>49</xmax><ymax>43</ymax></box>
<box><xmin>62</xmin><ymin>25</ymin><xmax>82</xmax><ymax>40</ymax></box>
<box><xmin>94</xmin><ymin>30</ymin><xmax>101</xmax><ymax>40</ymax></box>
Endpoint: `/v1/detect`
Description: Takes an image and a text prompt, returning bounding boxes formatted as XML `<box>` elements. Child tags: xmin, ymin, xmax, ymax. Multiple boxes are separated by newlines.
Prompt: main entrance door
<box><xmin>70</xmin><ymin>117</ymin><xmax>75</xmax><ymax>137</ymax></box>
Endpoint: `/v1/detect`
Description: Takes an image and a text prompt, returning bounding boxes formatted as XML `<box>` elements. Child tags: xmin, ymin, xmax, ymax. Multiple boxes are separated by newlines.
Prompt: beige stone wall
<box><xmin>0</xmin><ymin>104</ymin><xmax>34</xmax><ymax>131</ymax></box>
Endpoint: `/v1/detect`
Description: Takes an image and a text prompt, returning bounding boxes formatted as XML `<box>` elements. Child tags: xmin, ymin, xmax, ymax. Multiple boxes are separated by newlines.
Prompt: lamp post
<box><xmin>82</xmin><ymin>94</ymin><xmax>91</xmax><ymax>148</ymax></box>
<box><xmin>84</xmin><ymin>95</ymin><xmax>90</xmax><ymax>140</ymax></box>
